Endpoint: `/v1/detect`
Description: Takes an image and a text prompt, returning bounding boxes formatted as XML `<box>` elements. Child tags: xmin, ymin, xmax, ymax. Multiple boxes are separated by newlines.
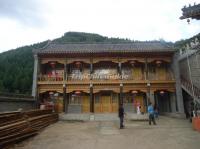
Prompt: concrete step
<box><xmin>59</xmin><ymin>113</ymin><xmax>148</xmax><ymax>121</ymax></box>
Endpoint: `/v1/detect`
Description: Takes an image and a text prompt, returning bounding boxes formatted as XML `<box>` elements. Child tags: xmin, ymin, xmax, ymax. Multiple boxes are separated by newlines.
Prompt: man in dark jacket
<box><xmin>118</xmin><ymin>103</ymin><xmax>125</xmax><ymax>129</ymax></box>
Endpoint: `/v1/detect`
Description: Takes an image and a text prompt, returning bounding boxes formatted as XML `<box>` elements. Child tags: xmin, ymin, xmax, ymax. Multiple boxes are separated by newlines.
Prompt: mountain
<box><xmin>0</xmin><ymin>32</ymin><xmax>132</xmax><ymax>94</ymax></box>
<box><xmin>174</xmin><ymin>33</ymin><xmax>200</xmax><ymax>49</ymax></box>
<box><xmin>53</xmin><ymin>32</ymin><xmax>132</xmax><ymax>43</ymax></box>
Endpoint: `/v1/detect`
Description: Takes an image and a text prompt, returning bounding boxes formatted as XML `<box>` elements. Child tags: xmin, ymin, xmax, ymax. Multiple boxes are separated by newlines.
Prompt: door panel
<box><xmin>94</xmin><ymin>95</ymin><xmax>101</xmax><ymax>113</ymax></box>
<box><xmin>156</xmin><ymin>67</ymin><xmax>166</xmax><ymax>80</ymax></box>
<box><xmin>132</xmin><ymin>67</ymin><xmax>142</xmax><ymax>80</ymax></box>
<box><xmin>111</xmin><ymin>103</ymin><xmax>118</xmax><ymax>112</ymax></box>
<box><xmin>111</xmin><ymin>94</ymin><xmax>118</xmax><ymax>112</ymax></box>
<box><xmin>101</xmin><ymin>96</ymin><xmax>111</xmax><ymax>112</ymax></box>
<box><xmin>94</xmin><ymin>93</ymin><xmax>118</xmax><ymax>113</ymax></box>
<box><xmin>82</xmin><ymin>96</ymin><xmax>90</xmax><ymax>113</ymax></box>
<box><xmin>55</xmin><ymin>96</ymin><xmax>63</xmax><ymax>113</ymax></box>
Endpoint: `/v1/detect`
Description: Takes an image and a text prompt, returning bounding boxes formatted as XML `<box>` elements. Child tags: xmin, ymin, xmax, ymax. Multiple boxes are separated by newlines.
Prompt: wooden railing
<box><xmin>67</xmin><ymin>74</ymin><xmax>90</xmax><ymax>80</ymax></box>
<box><xmin>148</xmin><ymin>72</ymin><xmax>174</xmax><ymax>81</ymax></box>
<box><xmin>38</xmin><ymin>75</ymin><xmax>64</xmax><ymax>81</ymax></box>
<box><xmin>38</xmin><ymin>72</ymin><xmax>174</xmax><ymax>82</ymax></box>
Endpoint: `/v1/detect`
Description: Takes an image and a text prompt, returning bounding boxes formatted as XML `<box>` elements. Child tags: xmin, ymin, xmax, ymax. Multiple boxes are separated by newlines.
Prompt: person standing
<box><xmin>148</xmin><ymin>102</ymin><xmax>156</xmax><ymax>125</ymax></box>
<box><xmin>118</xmin><ymin>103</ymin><xmax>125</xmax><ymax>129</ymax></box>
<box><xmin>136</xmin><ymin>103</ymin><xmax>141</xmax><ymax>115</ymax></box>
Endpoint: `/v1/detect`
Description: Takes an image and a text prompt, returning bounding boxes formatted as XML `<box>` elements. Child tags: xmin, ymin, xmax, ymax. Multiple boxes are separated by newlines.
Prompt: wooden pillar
<box><xmin>119</xmin><ymin>83</ymin><xmax>123</xmax><ymax>105</ymax></box>
<box><xmin>63</xmin><ymin>84</ymin><xmax>67</xmax><ymax>113</ymax></box>
<box><xmin>118</xmin><ymin>62</ymin><xmax>122</xmax><ymax>76</ymax></box>
<box><xmin>90</xmin><ymin>58</ymin><xmax>93</xmax><ymax>80</ymax></box>
<box><xmin>168</xmin><ymin>92</ymin><xmax>172</xmax><ymax>112</ymax></box>
<box><xmin>146</xmin><ymin>83</ymin><xmax>151</xmax><ymax>105</ymax></box>
<box><xmin>64</xmin><ymin>60</ymin><xmax>67</xmax><ymax>81</ymax></box>
<box><xmin>63</xmin><ymin>60</ymin><xmax>68</xmax><ymax>113</ymax></box>
<box><xmin>90</xmin><ymin>84</ymin><xmax>94</xmax><ymax>113</ymax></box>
<box><xmin>145</xmin><ymin>58</ymin><xmax>148</xmax><ymax>80</ymax></box>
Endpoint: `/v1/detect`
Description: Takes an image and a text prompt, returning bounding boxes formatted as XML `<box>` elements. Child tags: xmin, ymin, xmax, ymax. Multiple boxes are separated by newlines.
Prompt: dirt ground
<box><xmin>11</xmin><ymin>116</ymin><xmax>200</xmax><ymax>149</ymax></box>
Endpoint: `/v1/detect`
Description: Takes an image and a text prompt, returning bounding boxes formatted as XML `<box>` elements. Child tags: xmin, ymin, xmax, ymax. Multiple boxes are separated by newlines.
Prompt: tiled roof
<box><xmin>180</xmin><ymin>3</ymin><xmax>200</xmax><ymax>20</ymax></box>
<box><xmin>35</xmin><ymin>42</ymin><xmax>175</xmax><ymax>54</ymax></box>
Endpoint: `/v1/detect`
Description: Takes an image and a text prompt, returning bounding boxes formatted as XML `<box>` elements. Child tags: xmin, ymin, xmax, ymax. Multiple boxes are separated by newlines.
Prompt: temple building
<box><xmin>32</xmin><ymin>42</ymin><xmax>184</xmax><ymax>114</ymax></box>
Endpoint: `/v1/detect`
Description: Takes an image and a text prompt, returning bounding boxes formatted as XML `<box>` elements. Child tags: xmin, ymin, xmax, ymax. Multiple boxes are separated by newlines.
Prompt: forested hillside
<box><xmin>0</xmin><ymin>41</ymin><xmax>48</xmax><ymax>94</ymax></box>
<box><xmin>174</xmin><ymin>33</ymin><xmax>200</xmax><ymax>48</ymax></box>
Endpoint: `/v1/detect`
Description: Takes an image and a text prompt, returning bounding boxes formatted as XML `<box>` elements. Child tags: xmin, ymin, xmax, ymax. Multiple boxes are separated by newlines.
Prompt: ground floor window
<box><xmin>69</xmin><ymin>94</ymin><xmax>82</xmax><ymax>105</ymax></box>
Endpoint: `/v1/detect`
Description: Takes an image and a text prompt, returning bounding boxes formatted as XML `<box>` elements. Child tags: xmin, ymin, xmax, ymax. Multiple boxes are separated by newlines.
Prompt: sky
<box><xmin>0</xmin><ymin>0</ymin><xmax>200</xmax><ymax>53</ymax></box>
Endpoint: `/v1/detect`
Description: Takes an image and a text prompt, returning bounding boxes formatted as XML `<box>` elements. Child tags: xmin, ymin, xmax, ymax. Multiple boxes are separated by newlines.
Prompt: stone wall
<box><xmin>172</xmin><ymin>52</ymin><xmax>184</xmax><ymax>113</ymax></box>
<box><xmin>0</xmin><ymin>96</ymin><xmax>36</xmax><ymax>112</ymax></box>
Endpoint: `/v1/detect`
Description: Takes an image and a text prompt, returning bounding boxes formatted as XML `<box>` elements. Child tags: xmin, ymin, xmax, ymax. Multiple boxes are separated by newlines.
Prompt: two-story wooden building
<box><xmin>32</xmin><ymin>42</ymin><xmax>181</xmax><ymax>114</ymax></box>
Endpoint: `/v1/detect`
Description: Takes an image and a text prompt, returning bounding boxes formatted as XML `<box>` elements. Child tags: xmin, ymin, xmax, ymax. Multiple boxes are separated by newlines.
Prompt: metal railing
<box><xmin>181</xmin><ymin>77</ymin><xmax>200</xmax><ymax>104</ymax></box>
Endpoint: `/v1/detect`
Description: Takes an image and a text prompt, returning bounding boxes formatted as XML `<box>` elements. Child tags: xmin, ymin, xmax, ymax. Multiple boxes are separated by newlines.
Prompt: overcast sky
<box><xmin>0</xmin><ymin>0</ymin><xmax>200</xmax><ymax>53</ymax></box>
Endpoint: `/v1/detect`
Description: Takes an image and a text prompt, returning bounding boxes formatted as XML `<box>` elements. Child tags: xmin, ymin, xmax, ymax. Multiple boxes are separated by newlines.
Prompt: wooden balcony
<box><xmin>38</xmin><ymin>74</ymin><xmax>64</xmax><ymax>83</ymax></box>
<box><xmin>148</xmin><ymin>72</ymin><xmax>174</xmax><ymax>81</ymax></box>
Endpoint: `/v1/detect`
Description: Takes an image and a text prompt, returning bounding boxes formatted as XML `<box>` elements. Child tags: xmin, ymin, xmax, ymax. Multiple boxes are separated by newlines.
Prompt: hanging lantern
<box><xmin>132</xmin><ymin>90</ymin><xmax>138</xmax><ymax>94</ymax></box>
<box><xmin>75</xmin><ymin>91</ymin><xmax>81</xmax><ymax>94</ymax></box>
<box><xmin>50</xmin><ymin>62</ymin><xmax>56</xmax><ymax>68</ymax></box>
<box><xmin>156</xmin><ymin>60</ymin><xmax>162</xmax><ymax>66</ymax></box>
<box><xmin>75</xmin><ymin>61</ymin><xmax>81</xmax><ymax>68</ymax></box>
<box><xmin>160</xmin><ymin>90</ymin><xmax>164</xmax><ymax>94</ymax></box>
<box><xmin>49</xmin><ymin>91</ymin><xmax>54</xmax><ymax>95</ymax></box>
<box><xmin>130</xmin><ymin>60</ymin><xmax>136</xmax><ymax>67</ymax></box>
<box><xmin>187</xmin><ymin>18</ymin><xmax>190</xmax><ymax>24</ymax></box>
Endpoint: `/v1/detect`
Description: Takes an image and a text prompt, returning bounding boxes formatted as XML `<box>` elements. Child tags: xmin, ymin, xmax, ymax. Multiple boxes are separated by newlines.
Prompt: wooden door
<box><xmin>156</xmin><ymin>67</ymin><xmax>166</xmax><ymax>80</ymax></box>
<box><xmin>111</xmin><ymin>94</ymin><xmax>118</xmax><ymax>112</ymax></box>
<box><xmin>94</xmin><ymin>95</ymin><xmax>101</xmax><ymax>113</ymax></box>
<box><xmin>55</xmin><ymin>96</ymin><xmax>63</xmax><ymax>113</ymax></box>
<box><xmin>101</xmin><ymin>96</ymin><xmax>111</xmax><ymax>112</ymax></box>
<box><xmin>132</xmin><ymin>67</ymin><xmax>142</xmax><ymax>80</ymax></box>
<box><xmin>82</xmin><ymin>96</ymin><xmax>90</xmax><ymax>113</ymax></box>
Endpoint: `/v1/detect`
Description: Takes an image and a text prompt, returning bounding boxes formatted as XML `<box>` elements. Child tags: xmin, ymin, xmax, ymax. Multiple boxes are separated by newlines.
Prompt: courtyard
<box><xmin>11</xmin><ymin>116</ymin><xmax>200</xmax><ymax>149</ymax></box>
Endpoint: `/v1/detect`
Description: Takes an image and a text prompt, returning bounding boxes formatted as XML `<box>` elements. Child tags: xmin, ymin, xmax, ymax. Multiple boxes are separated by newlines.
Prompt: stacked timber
<box><xmin>0</xmin><ymin>109</ymin><xmax>58</xmax><ymax>148</ymax></box>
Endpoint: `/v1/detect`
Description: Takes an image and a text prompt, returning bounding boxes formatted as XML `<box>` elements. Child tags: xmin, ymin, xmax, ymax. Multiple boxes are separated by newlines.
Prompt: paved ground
<box><xmin>11</xmin><ymin>116</ymin><xmax>200</xmax><ymax>149</ymax></box>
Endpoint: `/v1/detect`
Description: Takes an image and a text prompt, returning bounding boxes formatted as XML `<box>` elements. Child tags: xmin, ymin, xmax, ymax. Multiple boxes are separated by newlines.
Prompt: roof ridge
<box><xmin>50</xmin><ymin>41</ymin><xmax>168</xmax><ymax>45</ymax></box>
<box><xmin>32</xmin><ymin>40</ymin><xmax>52</xmax><ymax>54</ymax></box>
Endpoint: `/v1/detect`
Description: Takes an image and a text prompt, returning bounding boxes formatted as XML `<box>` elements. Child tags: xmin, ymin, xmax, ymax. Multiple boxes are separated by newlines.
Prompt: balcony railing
<box><xmin>38</xmin><ymin>74</ymin><xmax>64</xmax><ymax>81</ymax></box>
<box><xmin>67</xmin><ymin>74</ymin><xmax>90</xmax><ymax>81</ymax></box>
<box><xmin>148</xmin><ymin>72</ymin><xmax>174</xmax><ymax>81</ymax></box>
<box><xmin>38</xmin><ymin>72</ymin><xmax>174</xmax><ymax>82</ymax></box>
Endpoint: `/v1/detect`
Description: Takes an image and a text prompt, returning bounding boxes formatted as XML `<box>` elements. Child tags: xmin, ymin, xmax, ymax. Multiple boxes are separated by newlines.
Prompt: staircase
<box><xmin>181</xmin><ymin>77</ymin><xmax>200</xmax><ymax>106</ymax></box>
